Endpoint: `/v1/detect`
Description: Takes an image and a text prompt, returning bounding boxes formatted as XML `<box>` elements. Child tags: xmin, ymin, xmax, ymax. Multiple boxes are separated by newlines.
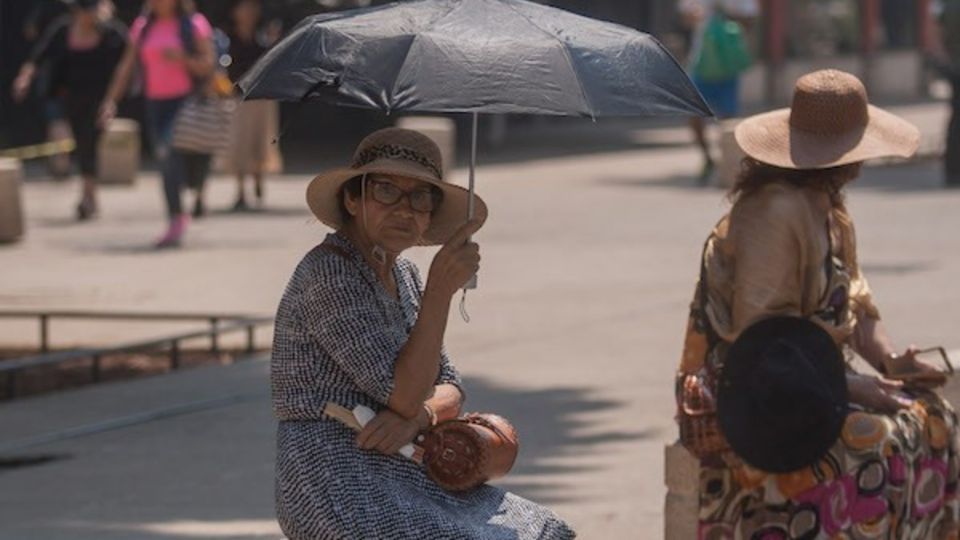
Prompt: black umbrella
<box><xmin>238</xmin><ymin>0</ymin><xmax>711</xmax><ymax>283</ymax></box>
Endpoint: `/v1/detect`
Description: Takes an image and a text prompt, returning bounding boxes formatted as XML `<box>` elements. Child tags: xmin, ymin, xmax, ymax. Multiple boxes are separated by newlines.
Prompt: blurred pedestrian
<box><xmin>881</xmin><ymin>0</ymin><xmax>911</xmax><ymax>49</ymax></box>
<box><xmin>12</xmin><ymin>0</ymin><xmax>127</xmax><ymax>220</ymax></box>
<box><xmin>679</xmin><ymin>0</ymin><xmax>758</xmax><ymax>185</ymax></box>
<box><xmin>929</xmin><ymin>0</ymin><xmax>960</xmax><ymax>188</ymax></box>
<box><xmin>21</xmin><ymin>0</ymin><xmax>73</xmax><ymax>179</ymax></box>
<box><xmin>675</xmin><ymin>70</ymin><xmax>958</xmax><ymax>537</ymax></box>
<box><xmin>99</xmin><ymin>0</ymin><xmax>215</xmax><ymax>247</ymax></box>
<box><xmin>224</xmin><ymin>0</ymin><xmax>282</xmax><ymax>212</ymax></box>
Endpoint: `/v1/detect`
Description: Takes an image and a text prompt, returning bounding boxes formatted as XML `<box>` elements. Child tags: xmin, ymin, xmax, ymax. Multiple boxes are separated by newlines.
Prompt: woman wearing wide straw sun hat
<box><xmin>674</xmin><ymin>69</ymin><xmax>960</xmax><ymax>538</ymax></box>
<box><xmin>270</xmin><ymin>127</ymin><xmax>575</xmax><ymax>539</ymax></box>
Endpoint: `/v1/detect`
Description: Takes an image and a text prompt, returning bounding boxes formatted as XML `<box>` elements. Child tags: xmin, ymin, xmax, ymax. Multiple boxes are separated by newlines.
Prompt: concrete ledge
<box><xmin>664</xmin><ymin>442</ymin><xmax>701</xmax><ymax>540</ymax></box>
<box><xmin>97</xmin><ymin>119</ymin><xmax>140</xmax><ymax>186</ymax></box>
<box><xmin>0</xmin><ymin>157</ymin><xmax>25</xmax><ymax>243</ymax></box>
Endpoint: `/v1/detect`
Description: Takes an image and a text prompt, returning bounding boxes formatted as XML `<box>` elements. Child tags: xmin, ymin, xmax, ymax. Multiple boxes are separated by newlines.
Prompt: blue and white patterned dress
<box><xmin>271</xmin><ymin>232</ymin><xmax>576</xmax><ymax>540</ymax></box>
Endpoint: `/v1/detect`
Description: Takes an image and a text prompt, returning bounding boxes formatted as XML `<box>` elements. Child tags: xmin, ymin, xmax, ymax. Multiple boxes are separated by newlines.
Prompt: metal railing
<box><xmin>0</xmin><ymin>311</ymin><xmax>273</xmax><ymax>399</ymax></box>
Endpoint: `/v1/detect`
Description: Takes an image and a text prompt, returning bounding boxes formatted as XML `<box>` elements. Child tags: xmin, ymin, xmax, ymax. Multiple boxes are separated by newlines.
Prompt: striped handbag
<box><xmin>170</xmin><ymin>94</ymin><xmax>236</xmax><ymax>155</ymax></box>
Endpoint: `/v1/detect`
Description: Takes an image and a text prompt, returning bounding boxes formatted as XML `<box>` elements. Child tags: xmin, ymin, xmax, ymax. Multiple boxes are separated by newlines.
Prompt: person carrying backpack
<box><xmin>99</xmin><ymin>0</ymin><xmax>215</xmax><ymax>247</ymax></box>
<box><xmin>679</xmin><ymin>0</ymin><xmax>758</xmax><ymax>186</ymax></box>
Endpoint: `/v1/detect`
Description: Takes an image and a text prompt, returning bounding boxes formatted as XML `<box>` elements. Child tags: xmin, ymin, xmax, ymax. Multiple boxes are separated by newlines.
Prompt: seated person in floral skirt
<box><xmin>675</xmin><ymin>70</ymin><xmax>959</xmax><ymax>538</ymax></box>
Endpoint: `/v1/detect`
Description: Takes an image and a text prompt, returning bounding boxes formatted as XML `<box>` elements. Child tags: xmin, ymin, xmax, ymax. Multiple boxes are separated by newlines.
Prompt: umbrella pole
<box><xmin>465</xmin><ymin>112</ymin><xmax>479</xmax><ymax>290</ymax></box>
<box><xmin>468</xmin><ymin>111</ymin><xmax>478</xmax><ymax>220</ymax></box>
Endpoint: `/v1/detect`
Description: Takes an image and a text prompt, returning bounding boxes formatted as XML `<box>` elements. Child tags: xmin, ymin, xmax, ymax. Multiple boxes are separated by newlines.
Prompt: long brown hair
<box><xmin>729</xmin><ymin>157</ymin><xmax>862</xmax><ymax>207</ymax></box>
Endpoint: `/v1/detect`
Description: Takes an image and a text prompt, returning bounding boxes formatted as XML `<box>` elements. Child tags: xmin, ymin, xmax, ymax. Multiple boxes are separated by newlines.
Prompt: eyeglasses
<box><xmin>368</xmin><ymin>178</ymin><xmax>440</xmax><ymax>213</ymax></box>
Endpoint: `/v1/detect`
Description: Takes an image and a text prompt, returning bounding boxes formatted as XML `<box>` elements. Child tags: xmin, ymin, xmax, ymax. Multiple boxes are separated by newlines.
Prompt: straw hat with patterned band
<box><xmin>734</xmin><ymin>69</ymin><xmax>920</xmax><ymax>170</ymax></box>
<box><xmin>306</xmin><ymin>127</ymin><xmax>488</xmax><ymax>246</ymax></box>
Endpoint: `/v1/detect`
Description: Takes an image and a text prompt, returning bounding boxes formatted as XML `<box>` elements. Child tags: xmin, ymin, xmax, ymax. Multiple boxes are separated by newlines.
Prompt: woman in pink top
<box><xmin>100</xmin><ymin>0</ymin><xmax>214</xmax><ymax>247</ymax></box>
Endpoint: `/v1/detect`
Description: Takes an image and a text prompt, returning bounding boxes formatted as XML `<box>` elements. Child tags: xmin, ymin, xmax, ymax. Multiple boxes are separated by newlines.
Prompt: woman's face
<box><xmin>344</xmin><ymin>174</ymin><xmax>436</xmax><ymax>254</ymax></box>
<box><xmin>149</xmin><ymin>0</ymin><xmax>178</xmax><ymax>17</ymax></box>
<box><xmin>73</xmin><ymin>6</ymin><xmax>98</xmax><ymax>25</ymax></box>
<box><xmin>233</xmin><ymin>0</ymin><xmax>261</xmax><ymax>28</ymax></box>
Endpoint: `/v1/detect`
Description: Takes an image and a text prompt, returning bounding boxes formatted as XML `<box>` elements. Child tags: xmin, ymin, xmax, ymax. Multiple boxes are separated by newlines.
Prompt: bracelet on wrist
<box><xmin>423</xmin><ymin>403</ymin><xmax>438</xmax><ymax>429</ymax></box>
<box><xmin>880</xmin><ymin>352</ymin><xmax>902</xmax><ymax>375</ymax></box>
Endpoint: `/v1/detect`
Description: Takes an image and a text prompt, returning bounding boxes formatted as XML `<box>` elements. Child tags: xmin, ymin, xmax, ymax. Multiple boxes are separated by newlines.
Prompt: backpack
<box><xmin>693</xmin><ymin>13</ymin><xmax>752</xmax><ymax>83</ymax></box>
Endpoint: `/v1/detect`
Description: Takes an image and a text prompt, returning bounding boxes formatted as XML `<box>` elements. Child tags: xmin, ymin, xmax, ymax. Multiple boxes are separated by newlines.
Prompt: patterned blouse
<box><xmin>272</xmin><ymin>232</ymin><xmax>460</xmax><ymax>420</ymax></box>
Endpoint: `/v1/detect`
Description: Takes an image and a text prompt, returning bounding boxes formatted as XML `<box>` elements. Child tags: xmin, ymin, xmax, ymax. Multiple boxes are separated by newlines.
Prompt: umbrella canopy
<box><xmin>237</xmin><ymin>0</ymin><xmax>711</xmax><ymax>119</ymax></box>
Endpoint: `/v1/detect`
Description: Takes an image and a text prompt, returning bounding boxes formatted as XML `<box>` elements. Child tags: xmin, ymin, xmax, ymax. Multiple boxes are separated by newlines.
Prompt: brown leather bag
<box><xmin>421</xmin><ymin>413</ymin><xmax>519</xmax><ymax>492</ymax></box>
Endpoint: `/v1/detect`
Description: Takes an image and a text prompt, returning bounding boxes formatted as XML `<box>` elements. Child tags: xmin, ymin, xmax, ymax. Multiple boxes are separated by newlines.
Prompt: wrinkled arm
<box><xmin>850</xmin><ymin>315</ymin><xmax>897</xmax><ymax>373</ymax></box>
<box><xmin>389</xmin><ymin>286</ymin><xmax>450</xmax><ymax>419</ymax></box>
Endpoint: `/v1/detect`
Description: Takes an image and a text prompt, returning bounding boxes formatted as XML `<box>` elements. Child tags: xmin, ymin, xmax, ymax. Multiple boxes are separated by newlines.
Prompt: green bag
<box><xmin>694</xmin><ymin>14</ymin><xmax>752</xmax><ymax>82</ymax></box>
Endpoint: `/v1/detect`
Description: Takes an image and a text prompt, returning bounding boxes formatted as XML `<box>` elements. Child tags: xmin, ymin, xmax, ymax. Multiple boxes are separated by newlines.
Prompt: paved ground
<box><xmin>2</xmin><ymin>100</ymin><xmax>960</xmax><ymax>539</ymax></box>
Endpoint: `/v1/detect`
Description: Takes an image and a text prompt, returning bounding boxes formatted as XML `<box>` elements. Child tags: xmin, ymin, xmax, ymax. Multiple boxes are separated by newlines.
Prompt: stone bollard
<box><xmin>396</xmin><ymin>116</ymin><xmax>456</xmax><ymax>178</ymax></box>
<box><xmin>97</xmin><ymin>118</ymin><xmax>141</xmax><ymax>185</ymax></box>
<box><xmin>716</xmin><ymin>119</ymin><xmax>745</xmax><ymax>189</ymax></box>
<box><xmin>664</xmin><ymin>441</ymin><xmax>700</xmax><ymax>540</ymax></box>
<box><xmin>0</xmin><ymin>158</ymin><xmax>25</xmax><ymax>243</ymax></box>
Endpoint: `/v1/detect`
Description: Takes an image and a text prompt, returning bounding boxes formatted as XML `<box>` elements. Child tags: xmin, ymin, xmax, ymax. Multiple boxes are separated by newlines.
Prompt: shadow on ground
<box><xmin>596</xmin><ymin>157</ymin><xmax>954</xmax><ymax>194</ymax></box>
<box><xmin>859</xmin><ymin>261</ymin><xmax>938</xmax><ymax>275</ymax></box>
<box><xmin>849</xmin><ymin>159</ymin><xmax>948</xmax><ymax>192</ymax></box>
<box><xmin>597</xmin><ymin>173</ymin><xmax>710</xmax><ymax>191</ymax></box>
<box><xmin>0</xmin><ymin>367</ymin><xmax>646</xmax><ymax>538</ymax></box>
<box><xmin>462</xmin><ymin>376</ymin><xmax>656</xmax><ymax>504</ymax></box>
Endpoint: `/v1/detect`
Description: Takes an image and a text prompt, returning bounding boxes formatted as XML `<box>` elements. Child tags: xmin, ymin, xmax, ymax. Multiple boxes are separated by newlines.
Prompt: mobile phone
<box><xmin>914</xmin><ymin>347</ymin><xmax>954</xmax><ymax>375</ymax></box>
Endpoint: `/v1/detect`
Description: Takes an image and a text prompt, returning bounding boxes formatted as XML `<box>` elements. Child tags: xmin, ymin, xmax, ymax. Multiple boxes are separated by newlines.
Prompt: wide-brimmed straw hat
<box><xmin>735</xmin><ymin>69</ymin><xmax>919</xmax><ymax>170</ymax></box>
<box><xmin>306</xmin><ymin>127</ymin><xmax>487</xmax><ymax>245</ymax></box>
<box><xmin>717</xmin><ymin>317</ymin><xmax>849</xmax><ymax>473</ymax></box>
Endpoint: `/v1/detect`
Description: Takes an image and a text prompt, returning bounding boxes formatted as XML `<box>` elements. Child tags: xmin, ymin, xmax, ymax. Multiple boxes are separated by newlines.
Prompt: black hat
<box><xmin>717</xmin><ymin>317</ymin><xmax>848</xmax><ymax>473</ymax></box>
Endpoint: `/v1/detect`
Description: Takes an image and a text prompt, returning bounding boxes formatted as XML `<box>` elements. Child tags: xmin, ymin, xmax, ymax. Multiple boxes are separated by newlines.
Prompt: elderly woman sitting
<box><xmin>271</xmin><ymin>128</ymin><xmax>575</xmax><ymax>539</ymax></box>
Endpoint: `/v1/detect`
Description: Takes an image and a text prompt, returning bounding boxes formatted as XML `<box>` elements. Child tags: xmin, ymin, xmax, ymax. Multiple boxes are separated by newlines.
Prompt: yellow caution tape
<box><xmin>0</xmin><ymin>139</ymin><xmax>76</xmax><ymax>159</ymax></box>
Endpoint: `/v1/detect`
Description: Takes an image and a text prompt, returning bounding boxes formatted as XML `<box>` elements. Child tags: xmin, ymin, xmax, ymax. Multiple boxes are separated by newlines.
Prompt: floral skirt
<box><xmin>699</xmin><ymin>391</ymin><xmax>960</xmax><ymax>539</ymax></box>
